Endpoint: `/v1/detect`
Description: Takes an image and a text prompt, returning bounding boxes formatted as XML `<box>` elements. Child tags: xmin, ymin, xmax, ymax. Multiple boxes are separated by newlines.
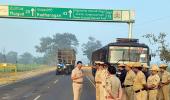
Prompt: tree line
<box><xmin>0</xmin><ymin>51</ymin><xmax>42</xmax><ymax>64</ymax></box>
<box><xmin>0</xmin><ymin>33</ymin><xmax>102</xmax><ymax>65</ymax></box>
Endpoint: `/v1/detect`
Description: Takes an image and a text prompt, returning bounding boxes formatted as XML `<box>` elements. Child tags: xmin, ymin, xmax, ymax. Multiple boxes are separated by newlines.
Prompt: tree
<box><xmin>0</xmin><ymin>53</ymin><xmax>3</xmax><ymax>63</ymax></box>
<box><xmin>6</xmin><ymin>51</ymin><xmax>18</xmax><ymax>64</ymax></box>
<box><xmin>18</xmin><ymin>52</ymin><xmax>34</xmax><ymax>64</ymax></box>
<box><xmin>0</xmin><ymin>49</ymin><xmax>7</xmax><ymax>63</ymax></box>
<box><xmin>33</xmin><ymin>57</ymin><xmax>45</xmax><ymax>64</ymax></box>
<box><xmin>143</xmin><ymin>33</ymin><xmax>170</xmax><ymax>63</ymax></box>
<box><xmin>82</xmin><ymin>36</ymin><xmax>102</xmax><ymax>62</ymax></box>
<box><xmin>35</xmin><ymin>33</ymin><xmax>79</xmax><ymax>65</ymax></box>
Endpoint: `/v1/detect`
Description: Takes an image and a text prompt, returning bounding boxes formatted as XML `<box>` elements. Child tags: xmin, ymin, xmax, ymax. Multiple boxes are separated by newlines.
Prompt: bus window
<box><xmin>109</xmin><ymin>46</ymin><xmax>148</xmax><ymax>64</ymax></box>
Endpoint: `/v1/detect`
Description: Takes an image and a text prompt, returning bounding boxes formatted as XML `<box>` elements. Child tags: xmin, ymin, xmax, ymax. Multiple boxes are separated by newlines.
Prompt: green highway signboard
<box><xmin>0</xmin><ymin>5</ymin><xmax>135</xmax><ymax>22</ymax></box>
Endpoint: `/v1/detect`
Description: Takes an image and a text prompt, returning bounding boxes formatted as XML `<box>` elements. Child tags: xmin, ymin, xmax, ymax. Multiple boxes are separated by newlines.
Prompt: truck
<box><xmin>56</xmin><ymin>49</ymin><xmax>76</xmax><ymax>75</ymax></box>
<box><xmin>91</xmin><ymin>38</ymin><xmax>151</xmax><ymax>76</ymax></box>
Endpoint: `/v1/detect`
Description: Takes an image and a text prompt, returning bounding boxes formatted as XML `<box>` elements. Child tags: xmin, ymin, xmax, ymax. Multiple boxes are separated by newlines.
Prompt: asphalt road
<box><xmin>0</xmin><ymin>71</ymin><xmax>96</xmax><ymax>100</ymax></box>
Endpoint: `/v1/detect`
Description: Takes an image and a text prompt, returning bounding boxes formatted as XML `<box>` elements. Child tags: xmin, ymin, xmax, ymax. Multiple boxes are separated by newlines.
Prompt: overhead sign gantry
<box><xmin>0</xmin><ymin>5</ymin><xmax>135</xmax><ymax>38</ymax></box>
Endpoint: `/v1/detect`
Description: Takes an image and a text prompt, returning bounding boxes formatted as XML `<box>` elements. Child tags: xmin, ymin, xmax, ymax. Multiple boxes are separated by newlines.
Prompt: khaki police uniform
<box><xmin>147</xmin><ymin>65</ymin><xmax>160</xmax><ymax>100</ymax></box>
<box><xmin>104</xmin><ymin>74</ymin><xmax>122</xmax><ymax>100</ymax></box>
<box><xmin>100</xmin><ymin>68</ymin><xmax>107</xmax><ymax>100</ymax></box>
<box><xmin>133</xmin><ymin>62</ymin><xmax>147</xmax><ymax>100</ymax></box>
<box><xmin>71</xmin><ymin>67</ymin><xmax>83</xmax><ymax>100</ymax></box>
<box><xmin>95</xmin><ymin>68</ymin><xmax>102</xmax><ymax>100</ymax></box>
<box><xmin>157</xmin><ymin>71</ymin><xmax>164</xmax><ymax>100</ymax></box>
<box><xmin>124</xmin><ymin>68</ymin><xmax>136</xmax><ymax>100</ymax></box>
<box><xmin>159</xmin><ymin>64</ymin><xmax>170</xmax><ymax>100</ymax></box>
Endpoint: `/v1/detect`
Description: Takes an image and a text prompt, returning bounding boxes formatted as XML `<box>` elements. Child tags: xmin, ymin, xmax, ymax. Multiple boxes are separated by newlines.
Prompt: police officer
<box><xmin>100</xmin><ymin>62</ymin><xmax>109</xmax><ymax>100</ymax></box>
<box><xmin>142</xmin><ymin>64</ymin><xmax>150</xmax><ymax>81</ymax></box>
<box><xmin>71</xmin><ymin>61</ymin><xmax>83</xmax><ymax>100</ymax></box>
<box><xmin>132</xmin><ymin>62</ymin><xmax>147</xmax><ymax>100</ymax></box>
<box><xmin>159</xmin><ymin>64</ymin><xmax>170</xmax><ymax>100</ymax></box>
<box><xmin>124</xmin><ymin>63</ymin><xmax>136</xmax><ymax>100</ymax></box>
<box><xmin>104</xmin><ymin>65</ymin><xmax>122</xmax><ymax>100</ymax></box>
<box><xmin>95</xmin><ymin>61</ymin><xmax>102</xmax><ymax>100</ymax></box>
<box><xmin>147</xmin><ymin>64</ymin><xmax>160</xmax><ymax>100</ymax></box>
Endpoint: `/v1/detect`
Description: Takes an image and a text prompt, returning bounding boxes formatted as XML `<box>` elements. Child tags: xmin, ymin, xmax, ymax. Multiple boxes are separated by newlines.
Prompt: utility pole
<box><xmin>128</xmin><ymin>22</ymin><xmax>133</xmax><ymax>39</ymax></box>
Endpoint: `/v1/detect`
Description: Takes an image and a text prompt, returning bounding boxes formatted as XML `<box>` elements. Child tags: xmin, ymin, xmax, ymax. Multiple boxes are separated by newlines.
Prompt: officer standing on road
<box><xmin>159</xmin><ymin>64</ymin><xmax>170</xmax><ymax>100</ymax></box>
<box><xmin>132</xmin><ymin>62</ymin><xmax>147</xmax><ymax>100</ymax></box>
<box><xmin>104</xmin><ymin>65</ymin><xmax>122</xmax><ymax>100</ymax></box>
<box><xmin>142</xmin><ymin>64</ymin><xmax>150</xmax><ymax>81</ymax></box>
<box><xmin>95</xmin><ymin>61</ymin><xmax>102</xmax><ymax>100</ymax></box>
<box><xmin>123</xmin><ymin>63</ymin><xmax>136</xmax><ymax>100</ymax></box>
<box><xmin>147</xmin><ymin>64</ymin><xmax>160</xmax><ymax>100</ymax></box>
<box><xmin>100</xmin><ymin>62</ymin><xmax>109</xmax><ymax>100</ymax></box>
<box><xmin>71</xmin><ymin>61</ymin><xmax>83</xmax><ymax>100</ymax></box>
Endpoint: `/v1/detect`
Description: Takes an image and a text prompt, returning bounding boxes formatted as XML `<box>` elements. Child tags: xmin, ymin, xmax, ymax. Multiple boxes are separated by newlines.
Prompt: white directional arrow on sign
<box><xmin>68</xmin><ymin>10</ymin><xmax>72</xmax><ymax>18</ymax></box>
<box><xmin>31</xmin><ymin>8</ymin><xmax>35</xmax><ymax>16</ymax></box>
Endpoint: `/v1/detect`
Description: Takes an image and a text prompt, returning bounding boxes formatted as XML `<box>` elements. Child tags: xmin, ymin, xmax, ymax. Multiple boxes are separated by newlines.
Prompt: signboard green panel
<box><xmin>0</xmin><ymin>5</ymin><xmax>135</xmax><ymax>22</ymax></box>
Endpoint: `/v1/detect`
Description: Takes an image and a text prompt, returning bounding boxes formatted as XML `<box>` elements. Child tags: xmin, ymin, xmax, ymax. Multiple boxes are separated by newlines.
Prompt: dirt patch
<box><xmin>0</xmin><ymin>66</ymin><xmax>56</xmax><ymax>86</ymax></box>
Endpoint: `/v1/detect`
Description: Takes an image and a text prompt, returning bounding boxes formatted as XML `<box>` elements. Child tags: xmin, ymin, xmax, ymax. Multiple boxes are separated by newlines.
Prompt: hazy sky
<box><xmin>0</xmin><ymin>0</ymin><xmax>170</xmax><ymax>64</ymax></box>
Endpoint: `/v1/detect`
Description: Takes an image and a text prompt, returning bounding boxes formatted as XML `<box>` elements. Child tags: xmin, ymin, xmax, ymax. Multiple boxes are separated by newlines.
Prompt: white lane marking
<box><xmin>86</xmin><ymin>76</ymin><xmax>95</xmax><ymax>88</ymax></box>
<box><xmin>33</xmin><ymin>95</ymin><xmax>41</xmax><ymax>100</ymax></box>
<box><xmin>54</xmin><ymin>79</ymin><xmax>58</xmax><ymax>84</ymax></box>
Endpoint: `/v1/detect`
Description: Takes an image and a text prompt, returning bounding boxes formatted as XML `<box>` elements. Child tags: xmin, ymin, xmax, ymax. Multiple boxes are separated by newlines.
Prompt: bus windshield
<box><xmin>109</xmin><ymin>46</ymin><xmax>148</xmax><ymax>64</ymax></box>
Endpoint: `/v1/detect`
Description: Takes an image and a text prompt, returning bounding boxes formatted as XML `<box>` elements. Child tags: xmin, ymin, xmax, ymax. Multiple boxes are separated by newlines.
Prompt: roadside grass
<box><xmin>16</xmin><ymin>64</ymin><xmax>42</xmax><ymax>72</ymax></box>
<box><xmin>0</xmin><ymin>64</ymin><xmax>47</xmax><ymax>72</ymax></box>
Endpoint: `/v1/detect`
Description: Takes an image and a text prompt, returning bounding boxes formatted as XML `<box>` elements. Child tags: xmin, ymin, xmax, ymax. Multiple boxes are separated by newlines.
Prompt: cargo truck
<box><xmin>56</xmin><ymin>49</ymin><xmax>76</xmax><ymax>75</ymax></box>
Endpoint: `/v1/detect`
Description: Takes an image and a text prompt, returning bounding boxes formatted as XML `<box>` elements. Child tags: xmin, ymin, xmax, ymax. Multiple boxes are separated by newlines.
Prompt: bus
<box><xmin>91</xmin><ymin>38</ymin><xmax>151</xmax><ymax>66</ymax></box>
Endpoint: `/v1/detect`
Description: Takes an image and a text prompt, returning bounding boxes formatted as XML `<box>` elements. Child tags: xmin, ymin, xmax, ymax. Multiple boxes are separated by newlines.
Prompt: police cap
<box><xmin>159</xmin><ymin>64</ymin><xmax>168</xmax><ymax>68</ymax></box>
<box><xmin>150</xmin><ymin>64</ymin><xmax>159</xmax><ymax>71</ymax></box>
<box><xmin>133</xmin><ymin>62</ymin><xmax>142</xmax><ymax>68</ymax></box>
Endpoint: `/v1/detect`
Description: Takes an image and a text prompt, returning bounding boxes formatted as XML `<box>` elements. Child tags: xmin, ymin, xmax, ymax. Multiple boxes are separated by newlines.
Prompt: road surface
<box><xmin>0</xmin><ymin>71</ymin><xmax>96</xmax><ymax>100</ymax></box>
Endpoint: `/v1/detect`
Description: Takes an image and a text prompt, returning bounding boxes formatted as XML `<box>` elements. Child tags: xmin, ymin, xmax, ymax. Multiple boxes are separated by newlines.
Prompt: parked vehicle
<box><xmin>56</xmin><ymin>49</ymin><xmax>76</xmax><ymax>75</ymax></box>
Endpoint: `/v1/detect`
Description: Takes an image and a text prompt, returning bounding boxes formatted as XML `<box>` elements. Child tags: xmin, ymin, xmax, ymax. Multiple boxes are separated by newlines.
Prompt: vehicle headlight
<box><xmin>63</xmin><ymin>66</ymin><xmax>66</xmax><ymax>69</ymax></box>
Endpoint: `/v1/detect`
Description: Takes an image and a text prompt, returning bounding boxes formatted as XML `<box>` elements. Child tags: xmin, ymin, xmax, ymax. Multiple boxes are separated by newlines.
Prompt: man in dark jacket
<box><xmin>116</xmin><ymin>64</ymin><xmax>127</xmax><ymax>86</ymax></box>
<box><xmin>142</xmin><ymin>64</ymin><xmax>150</xmax><ymax>81</ymax></box>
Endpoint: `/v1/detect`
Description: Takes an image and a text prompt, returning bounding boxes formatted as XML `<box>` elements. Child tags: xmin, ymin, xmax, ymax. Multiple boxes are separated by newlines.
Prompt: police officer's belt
<box><xmin>124</xmin><ymin>85</ymin><xmax>133</xmax><ymax>87</ymax></box>
<box><xmin>148</xmin><ymin>88</ymin><xmax>157</xmax><ymax>91</ymax></box>
<box><xmin>135</xmin><ymin>88</ymin><xmax>145</xmax><ymax>93</ymax></box>
<box><xmin>105</xmin><ymin>96</ymin><xmax>114</xmax><ymax>99</ymax></box>
<box><xmin>162</xmin><ymin>82</ymin><xmax>169</xmax><ymax>85</ymax></box>
<box><xmin>95</xmin><ymin>81</ymin><xmax>102</xmax><ymax>84</ymax></box>
<box><xmin>73</xmin><ymin>81</ymin><xmax>83</xmax><ymax>84</ymax></box>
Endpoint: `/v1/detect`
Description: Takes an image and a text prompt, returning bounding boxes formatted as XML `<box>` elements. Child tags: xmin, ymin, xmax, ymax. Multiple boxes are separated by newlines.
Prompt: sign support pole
<box><xmin>128</xmin><ymin>22</ymin><xmax>133</xmax><ymax>39</ymax></box>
